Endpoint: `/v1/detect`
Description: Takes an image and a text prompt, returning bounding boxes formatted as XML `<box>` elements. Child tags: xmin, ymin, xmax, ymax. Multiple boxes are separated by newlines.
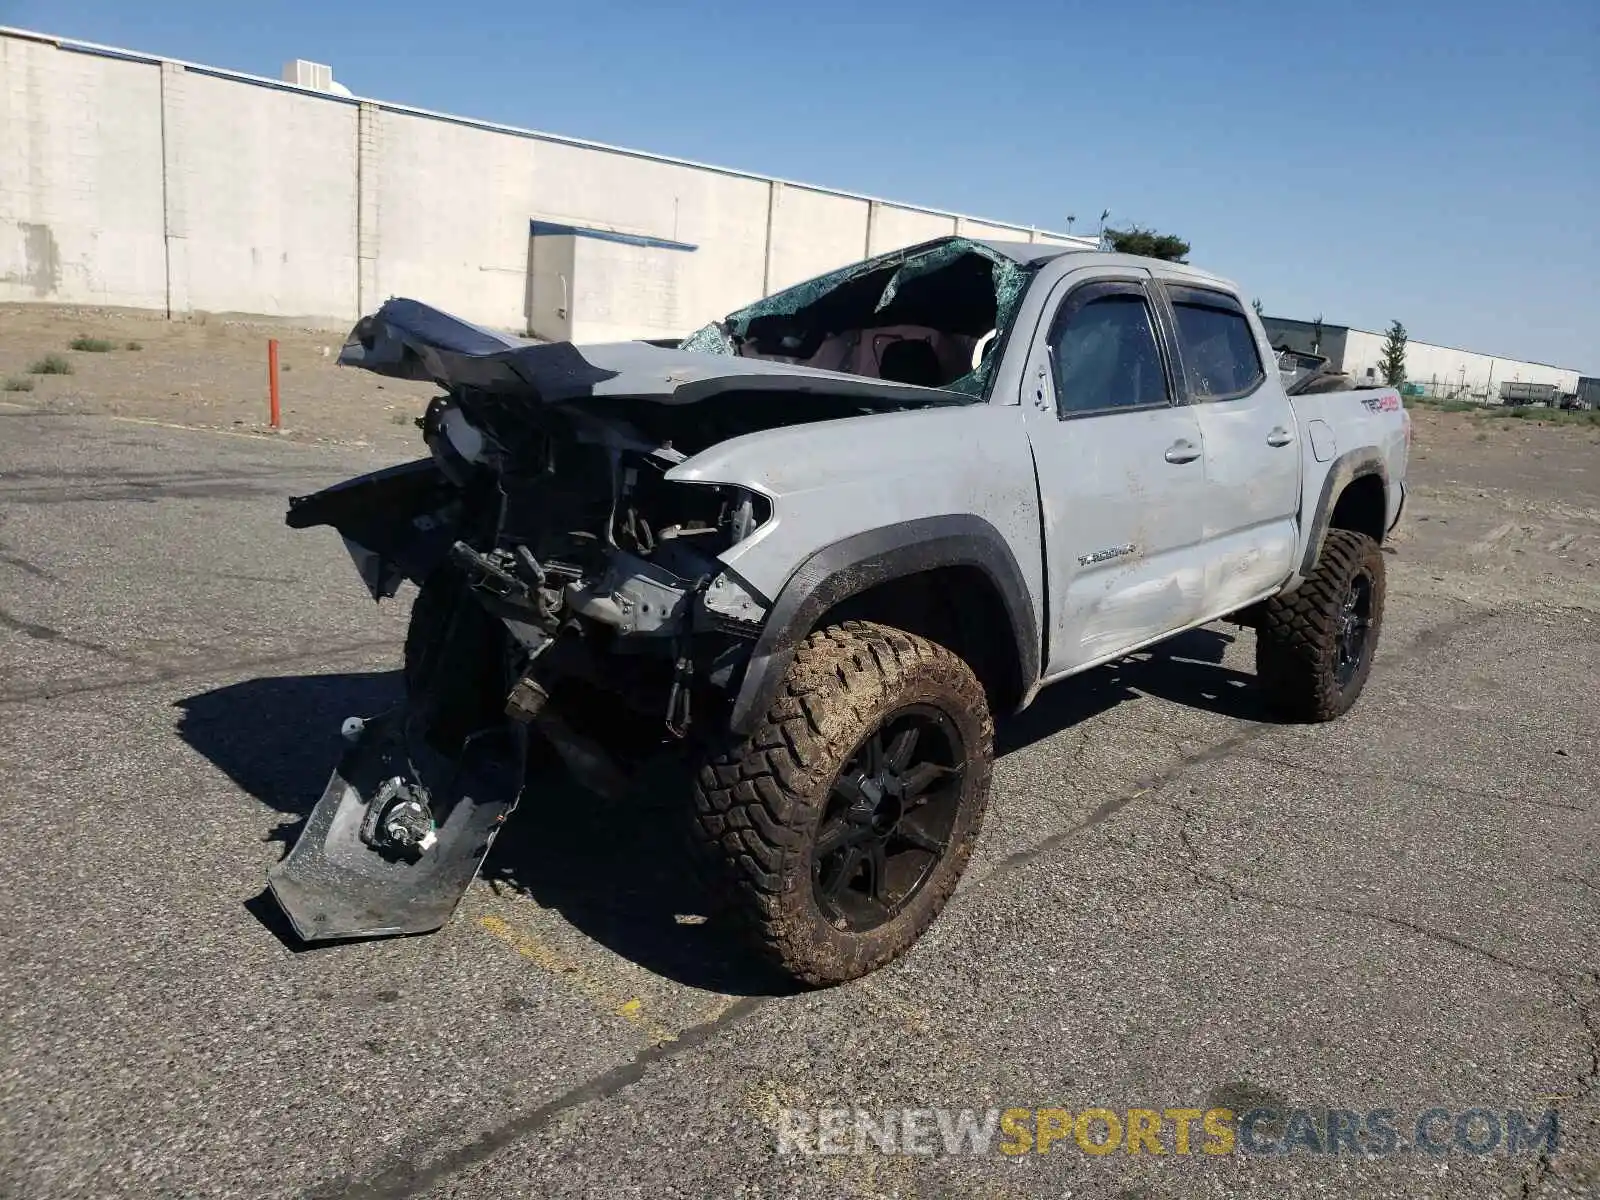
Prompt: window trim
<box><xmin>1153</xmin><ymin>282</ymin><xmax>1268</xmax><ymax>405</ymax></box>
<box><xmin>1044</xmin><ymin>278</ymin><xmax>1179</xmax><ymax>422</ymax></box>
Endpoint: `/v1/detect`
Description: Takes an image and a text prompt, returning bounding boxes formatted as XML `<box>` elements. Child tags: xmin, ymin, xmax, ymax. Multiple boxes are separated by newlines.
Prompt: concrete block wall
<box><xmin>765</xmin><ymin>184</ymin><xmax>870</xmax><ymax>293</ymax></box>
<box><xmin>367</xmin><ymin>108</ymin><xmax>538</xmax><ymax>324</ymax></box>
<box><xmin>169</xmin><ymin>71</ymin><xmax>359</xmax><ymax>321</ymax></box>
<box><xmin>0</xmin><ymin>28</ymin><xmax>1093</xmax><ymax>339</ymax></box>
<box><xmin>868</xmin><ymin>204</ymin><xmax>957</xmax><ymax>256</ymax></box>
<box><xmin>530</xmin><ymin>138</ymin><xmax>772</xmax><ymax>328</ymax></box>
<box><xmin>567</xmin><ymin>236</ymin><xmax>692</xmax><ymax>344</ymax></box>
<box><xmin>0</xmin><ymin>35</ymin><xmax>166</xmax><ymax>308</ymax></box>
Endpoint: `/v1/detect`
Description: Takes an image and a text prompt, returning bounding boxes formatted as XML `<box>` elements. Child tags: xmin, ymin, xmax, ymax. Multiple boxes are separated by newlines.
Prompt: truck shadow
<box><xmin>998</xmin><ymin>625</ymin><xmax>1276</xmax><ymax>755</ymax></box>
<box><xmin>176</xmin><ymin>624</ymin><xmax>1269</xmax><ymax>993</ymax></box>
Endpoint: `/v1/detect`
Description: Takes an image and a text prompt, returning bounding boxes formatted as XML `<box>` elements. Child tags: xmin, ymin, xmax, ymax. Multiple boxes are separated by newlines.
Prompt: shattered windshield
<box><xmin>679</xmin><ymin>237</ymin><xmax>1031</xmax><ymax>400</ymax></box>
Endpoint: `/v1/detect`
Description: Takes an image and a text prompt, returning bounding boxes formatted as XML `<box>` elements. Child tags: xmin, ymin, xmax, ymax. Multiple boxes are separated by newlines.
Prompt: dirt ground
<box><xmin>1394</xmin><ymin>403</ymin><xmax>1600</xmax><ymax>610</ymax></box>
<box><xmin>3</xmin><ymin>302</ymin><xmax>1597</xmax><ymax>610</ymax></box>
<box><xmin>0</xmin><ymin>304</ymin><xmax>437</xmax><ymax>449</ymax></box>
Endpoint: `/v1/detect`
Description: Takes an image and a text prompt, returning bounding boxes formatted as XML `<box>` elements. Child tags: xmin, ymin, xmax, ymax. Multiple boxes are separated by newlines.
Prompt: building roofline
<box><xmin>1260</xmin><ymin>315</ymin><xmax>1579</xmax><ymax>373</ymax></box>
<box><xmin>1</xmin><ymin>25</ymin><xmax>1097</xmax><ymax>248</ymax></box>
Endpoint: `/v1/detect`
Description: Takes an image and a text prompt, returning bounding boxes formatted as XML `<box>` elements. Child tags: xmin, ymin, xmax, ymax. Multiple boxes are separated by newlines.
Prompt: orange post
<box><xmin>267</xmin><ymin>338</ymin><xmax>282</xmax><ymax>430</ymax></box>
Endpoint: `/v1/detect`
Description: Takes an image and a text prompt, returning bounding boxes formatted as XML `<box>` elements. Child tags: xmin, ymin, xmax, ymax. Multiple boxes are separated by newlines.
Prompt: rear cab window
<box><xmin>1165</xmin><ymin>285</ymin><xmax>1265</xmax><ymax>401</ymax></box>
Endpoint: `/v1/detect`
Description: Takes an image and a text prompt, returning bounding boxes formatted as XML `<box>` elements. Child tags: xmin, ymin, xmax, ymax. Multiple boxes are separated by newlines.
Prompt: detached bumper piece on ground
<box><xmin>268</xmin><ymin>710</ymin><xmax>524</xmax><ymax>940</ymax></box>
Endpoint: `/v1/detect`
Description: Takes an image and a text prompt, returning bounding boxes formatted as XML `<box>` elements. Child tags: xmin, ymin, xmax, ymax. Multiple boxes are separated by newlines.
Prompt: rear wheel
<box><xmin>1256</xmin><ymin>528</ymin><xmax>1385</xmax><ymax>721</ymax></box>
<box><xmin>692</xmin><ymin>621</ymin><xmax>993</xmax><ymax>986</ymax></box>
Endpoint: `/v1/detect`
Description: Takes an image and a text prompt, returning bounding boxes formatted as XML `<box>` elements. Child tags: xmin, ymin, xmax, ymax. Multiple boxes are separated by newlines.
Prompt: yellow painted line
<box><xmin>0</xmin><ymin>400</ymin><xmax>330</xmax><ymax>445</ymax></box>
<box><xmin>476</xmin><ymin>914</ymin><xmax>677</xmax><ymax>1045</ymax></box>
<box><xmin>695</xmin><ymin>994</ymin><xmax>742</xmax><ymax>1025</ymax></box>
<box><xmin>107</xmin><ymin>414</ymin><xmax>299</xmax><ymax>442</ymax></box>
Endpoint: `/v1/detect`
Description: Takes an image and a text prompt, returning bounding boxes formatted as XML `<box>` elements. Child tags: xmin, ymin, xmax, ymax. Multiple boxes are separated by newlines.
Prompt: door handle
<box><xmin>1266</xmin><ymin>427</ymin><xmax>1293</xmax><ymax>447</ymax></box>
<box><xmin>1164</xmin><ymin>439</ymin><xmax>1201</xmax><ymax>464</ymax></box>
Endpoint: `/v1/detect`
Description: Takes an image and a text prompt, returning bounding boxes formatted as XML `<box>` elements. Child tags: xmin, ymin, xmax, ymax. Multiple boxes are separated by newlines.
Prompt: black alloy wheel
<box><xmin>811</xmin><ymin>705</ymin><xmax>965</xmax><ymax>932</ymax></box>
<box><xmin>1335</xmin><ymin>571</ymin><xmax>1375</xmax><ymax>688</ymax></box>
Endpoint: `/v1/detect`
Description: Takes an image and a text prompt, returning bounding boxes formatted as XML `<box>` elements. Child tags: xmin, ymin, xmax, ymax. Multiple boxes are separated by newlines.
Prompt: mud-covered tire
<box><xmin>692</xmin><ymin>621</ymin><xmax>994</xmax><ymax>986</ymax></box>
<box><xmin>1256</xmin><ymin>528</ymin><xmax>1386</xmax><ymax>721</ymax></box>
<box><xmin>403</xmin><ymin>569</ymin><xmax>507</xmax><ymax>752</ymax></box>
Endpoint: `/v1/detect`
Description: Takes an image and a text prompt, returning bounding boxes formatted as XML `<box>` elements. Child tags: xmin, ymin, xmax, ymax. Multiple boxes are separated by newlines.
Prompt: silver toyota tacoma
<box><xmin>269</xmin><ymin>236</ymin><xmax>1409</xmax><ymax>985</ymax></box>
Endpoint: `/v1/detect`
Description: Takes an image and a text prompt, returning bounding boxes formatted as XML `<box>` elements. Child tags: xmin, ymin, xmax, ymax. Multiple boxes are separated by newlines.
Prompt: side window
<box><xmin>1047</xmin><ymin>282</ymin><xmax>1171</xmax><ymax>417</ymax></box>
<box><xmin>1167</xmin><ymin>286</ymin><xmax>1266</xmax><ymax>400</ymax></box>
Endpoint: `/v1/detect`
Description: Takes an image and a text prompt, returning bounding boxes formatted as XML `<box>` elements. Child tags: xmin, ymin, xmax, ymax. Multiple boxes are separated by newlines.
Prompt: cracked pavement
<box><xmin>0</xmin><ymin>406</ymin><xmax>1596</xmax><ymax>1199</ymax></box>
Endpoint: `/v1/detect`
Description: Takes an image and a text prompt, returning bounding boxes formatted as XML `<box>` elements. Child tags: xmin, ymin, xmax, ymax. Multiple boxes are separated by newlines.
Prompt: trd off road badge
<box><xmin>1077</xmin><ymin>543</ymin><xmax>1137</xmax><ymax>567</ymax></box>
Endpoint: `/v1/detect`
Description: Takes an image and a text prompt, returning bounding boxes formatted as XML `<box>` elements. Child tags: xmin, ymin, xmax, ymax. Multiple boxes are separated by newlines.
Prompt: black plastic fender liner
<box><xmin>1293</xmin><ymin>449</ymin><xmax>1390</xmax><ymax>585</ymax></box>
<box><xmin>726</xmin><ymin>515</ymin><xmax>1039</xmax><ymax>736</ymax></box>
<box><xmin>267</xmin><ymin>711</ymin><xmax>524</xmax><ymax>942</ymax></box>
<box><xmin>285</xmin><ymin>459</ymin><xmax>464</xmax><ymax>590</ymax></box>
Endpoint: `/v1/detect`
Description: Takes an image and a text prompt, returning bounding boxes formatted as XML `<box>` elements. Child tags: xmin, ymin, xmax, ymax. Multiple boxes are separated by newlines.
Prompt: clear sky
<box><xmin>12</xmin><ymin>0</ymin><xmax>1598</xmax><ymax>373</ymax></box>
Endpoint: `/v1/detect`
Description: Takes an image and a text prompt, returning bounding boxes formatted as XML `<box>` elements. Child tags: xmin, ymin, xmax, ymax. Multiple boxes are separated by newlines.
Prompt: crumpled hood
<box><xmin>339</xmin><ymin>298</ymin><xmax>967</xmax><ymax>408</ymax></box>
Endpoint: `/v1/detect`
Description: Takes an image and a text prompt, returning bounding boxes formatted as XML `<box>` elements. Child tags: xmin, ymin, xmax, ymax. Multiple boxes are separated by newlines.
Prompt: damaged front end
<box><xmin>268</xmin><ymin>384</ymin><xmax>777</xmax><ymax>941</ymax></box>
<box><xmin>269</xmin><ymin>235</ymin><xmax>1010</xmax><ymax>942</ymax></box>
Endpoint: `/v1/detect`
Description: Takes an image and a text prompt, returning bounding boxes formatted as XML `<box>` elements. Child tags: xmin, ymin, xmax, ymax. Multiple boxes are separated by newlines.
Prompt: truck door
<box><xmin>1152</xmin><ymin>281</ymin><xmax>1302</xmax><ymax>616</ymax></box>
<box><xmin>1021</xmin><ymin>269</ymin><xmax>1211</xmax><ymax>677</ymax></box>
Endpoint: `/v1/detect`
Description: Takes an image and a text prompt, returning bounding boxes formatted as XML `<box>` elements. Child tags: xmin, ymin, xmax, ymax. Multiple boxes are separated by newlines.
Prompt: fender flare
<box><xmin>727</xmin><ymin>515</ymin><xmax>1039</xmax><ymax>736</ymax></box>
<box><xmin>1293</xmin><ymin>449</ymin><xmax>1389</xmax><ymax>585</ymax></box>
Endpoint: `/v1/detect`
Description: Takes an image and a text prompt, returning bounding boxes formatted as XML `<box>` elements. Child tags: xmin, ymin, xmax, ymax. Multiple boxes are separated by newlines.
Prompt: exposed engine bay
<box><xmin>287</xmin><ymin>389</ymin><xmax>780</xmax><ymax>790</ymax></box>
<box><xmin>268</xmin><ymin>388</ymin><xmax>792</xmax><ymax>942</ymax></box>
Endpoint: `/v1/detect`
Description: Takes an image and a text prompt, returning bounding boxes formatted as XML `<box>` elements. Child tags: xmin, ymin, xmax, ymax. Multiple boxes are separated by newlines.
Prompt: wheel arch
<box><xmin>726</xmin><ymin>516</ymin><xmax>1039</xmax><ymax>736</ymax></box>
<box><xmin>1292</xmin><ymin>450</ymin><xmax>1390</xmax><ymax>585</ymax></box>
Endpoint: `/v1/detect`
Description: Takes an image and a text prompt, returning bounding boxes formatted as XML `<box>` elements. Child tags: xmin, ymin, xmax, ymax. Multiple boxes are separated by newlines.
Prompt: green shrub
<box><xmin>1402</xmin><ymin>395</ymin><xmax>1477</xmax><ymax>413</ymax></box>
<box><xmin>29</xmin><ymin>354</ymin><xmax>73</xmax><ymax>375</ymax></box>
<box><xmin>1483</xmin><ymin>405</ymin><xmax>1600</xmax><ymax>426</ymax></box>
<box><xmin>69</xmin><ymin>335</ymin><xmax>115</xmax><ymax>353</ymax></box>
<box><xmin>3</xmin><ymin>376</ymin><xmax>35</xmax><ymax>392</ymax></box>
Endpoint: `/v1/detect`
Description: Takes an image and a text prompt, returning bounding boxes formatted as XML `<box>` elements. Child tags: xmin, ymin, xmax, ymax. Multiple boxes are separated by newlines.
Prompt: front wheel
<box><xmin>403</xmin><ymin>569</ymin><xmax>508</xmax><ymax>752</ymax></box>
<box><xmin>692</xmin><ymin>621</ymin><xmax>994</xmax><ymax>986</ymax></box>
<box><xmin>1256</xmin><ymin>528</ymin><xmax>1386</xmax><ymax>721</ymax></box>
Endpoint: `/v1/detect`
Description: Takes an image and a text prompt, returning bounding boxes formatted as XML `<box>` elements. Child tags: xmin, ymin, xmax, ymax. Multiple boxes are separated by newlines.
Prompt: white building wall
<box><xmin>765</xmin><ymin>185</ymin><xmax>870</xmax><ymax>293</ymax></box>
<box><xmin>957</xmin><ymin>218</ymin><xmax>1033</xmax><ymax>242</ymax></box>
<box><xmin>868</xmin><ymin>203</ymin><xmax>957</xmax><ymax>255</ymax></box>
<box><xmin>0</xmin><ymin>27</ymin><xmax>1096</xmax><ymax>338</ymax></box>
<box><xmin>1341</xmin><ymin>329</ymin><xmax>1579</xmax><ymax>396</ymax></box>
<box><xmin>567</xmin><ymin>236</ymin><xmax>692</xmax><ymax>344</ymax></box>
<box><xmin>369</xmin><ymin>108</ymin><xmax>537</xmax><ymax>325</ymax></box>
<box><xmin>0</xmin><ymin>36</ymin><xmax>166</xmax><ymax>308</ymax></box>
<box><xmin>171</xmin><ymin>71</ymin><xmax>358</xmax><ymax>320</ymax></box>
<box><xmin>529</xmin><ymin>139</ymin><xmax>771</xmax><ymax>332</ymax></box>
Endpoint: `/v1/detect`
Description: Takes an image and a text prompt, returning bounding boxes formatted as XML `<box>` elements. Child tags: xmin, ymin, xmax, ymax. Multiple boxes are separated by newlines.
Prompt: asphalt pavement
<box><xmin>0</xmin><ymin>408</ymin><xmax>1595</xmax><ymax>1199</ymax></box>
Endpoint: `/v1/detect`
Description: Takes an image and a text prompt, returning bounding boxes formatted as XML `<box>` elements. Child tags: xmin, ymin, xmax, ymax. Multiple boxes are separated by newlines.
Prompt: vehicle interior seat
<box><xmin>877</xmin><ymin>337</ymin><xmax>944</xmax><ymax>387</ymax></box>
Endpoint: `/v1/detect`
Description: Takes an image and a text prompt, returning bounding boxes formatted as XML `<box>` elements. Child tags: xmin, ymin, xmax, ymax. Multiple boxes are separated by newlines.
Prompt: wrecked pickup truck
<box><xmin>269</xmin><ymin>236</ymin><xmax>1409</xmax><ymax>985</ymax></box>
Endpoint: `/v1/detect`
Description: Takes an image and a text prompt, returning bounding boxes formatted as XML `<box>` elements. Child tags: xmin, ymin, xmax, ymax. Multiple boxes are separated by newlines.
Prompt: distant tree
<box><xmin>1251</xmin><ymin>298</ymin><xmax>1265</xmax><ymax>317</ymax></box>
<box><xmin>1105</xmin><ymin>226</ymin><xmax>1190</xmax><ymax>262</ymax></box>
<box><xmin>1379</xmin><ymin>320</ymin><xmax>1408</xmax><ymax>386</ymax></box>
